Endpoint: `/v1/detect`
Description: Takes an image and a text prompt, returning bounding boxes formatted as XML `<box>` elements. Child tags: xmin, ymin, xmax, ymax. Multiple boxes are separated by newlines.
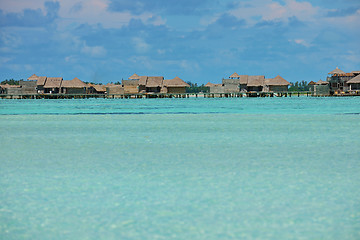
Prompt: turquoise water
<box><xmin>1</xmin><ymin>97</ymin><xmax>360</xmax><ymax>239</ymax></box>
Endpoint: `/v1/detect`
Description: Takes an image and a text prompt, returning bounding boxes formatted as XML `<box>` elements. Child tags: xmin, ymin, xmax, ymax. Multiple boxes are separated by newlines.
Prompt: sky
<box><xmin>0</xmin><ymin>0</ymin><xmax>359</xmax><ymax>84</ymax></box>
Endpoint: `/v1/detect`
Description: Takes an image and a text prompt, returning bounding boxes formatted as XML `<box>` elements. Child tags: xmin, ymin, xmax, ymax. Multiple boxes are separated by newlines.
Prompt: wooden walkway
<box><xmin>0</xmin><ymin>92</ymin><xmax>315</xmax><ymax>99</ymax></box>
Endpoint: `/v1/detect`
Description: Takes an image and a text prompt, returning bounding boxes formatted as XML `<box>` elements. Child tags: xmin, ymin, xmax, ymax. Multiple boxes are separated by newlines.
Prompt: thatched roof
<box><xmin>88</xmin><ymin>84</ymin><xmax>106</xmax><ymax>92</ymax></box>
<box><xmin>230</xmin><ymin>72</ymin><xmax>241</xmax><ymax>78</ymax></box>
<box><xmin>129</xmin><ymin>73</ymin><xmax>140</xmax><ymax>80</ymax></box>
<box><xmin>265</xmin><ymin>75</ymin><xmax>290</xmax><ymax>86</ymax></box>
<box><xmin>44</xmin><ymin>77</ymin><xmax>63</xmax><ymax>88</ymax></box>
<box><xmin>122</xmin><ymin>79</ymin><xmax>139</xmax><ymax>86</ymax></box>
<box><xmin>61</xmin><ymin>77</ymin><xmax>87</xmax><ymax>88</ymax></box>
<box><xmin>347</xmin><ymin>74</ymin><xmax>360</xmax><ymax>84</ymax></box>
<box><xmin>27</xmin><ymin>74</ymin><xmax>39</xmax><ymax>80</ymax></box>
<box><xmin>93</xmin><ymin>85</ymin><xmax>106</xmax><ymax>92</ymax></box>
<box><xmin>308</xmin><ymin>81</ymin><xmax>316</xmax><ymax>85</ymax></box>
<box><xmin>0</xmin><ymin>84</ymin><xmax>21</xmax><ymax>88</ymax></box>
<box><xmin>105</xmin><ymin>83</ymin><xmax>116</xmax><ymax>87</ymax></box>
<box><xmin>139</xmin><ymin>76</ymin><xmax>148</xmax><ymax>85</ymax></box>
<box><xmin>37</xmin><ymin>76</ymin><xmax>47</xmax><ymax>86</ymax></box>
<box><xmin>316</xmin><ymin>80</ymin><xmax>329</xmax><ymax>85</ymax></box>
<box><xmin>205</xmin><ymin>82</ymin><xmax>222</xmax><ymax>87</ymax></box>
<box><xmin>163</xmin><ymin>77</ymin><xmax>190</xmax><ymax>87</ymax></box>
<box><xmin>328</xmin><ymin>67</ymin><xmax>345</xmax><ymax>75</ymax></box>
<box><xmin>239</xmin><ymin>75</ymin><xmax>249</xmax><ymax>85</ymax></box>
<box><xmin>247</xmin><ymin>75</ymin><xmax>265</xmax><ymax>87</ymax></box>
<box><xmin>146</xmin><ymin>76</ymin><xmax>164</xmax><ymax>88</ymax></box>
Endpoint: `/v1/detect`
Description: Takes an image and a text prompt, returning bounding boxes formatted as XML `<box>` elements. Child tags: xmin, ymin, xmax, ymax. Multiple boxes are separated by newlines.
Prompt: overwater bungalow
<box><xmin>162</xmin><ymin>77</ymin><xmax>190</xmax><ymax>93</ymax></box>
<box><xmin>309</xmin><ymin>79</ymin><xmax>330</xmax><ymax>96</ymax></box>
<box><xmin>265</xmin><ymin>75</ymin><xmax>291</xmax><ymax>92</ymax></box>
<box><xmin>145</xmin><ymin>76</ymin><xmax>164</xmax><ymax>93</ymax></box>
<box><xmin>247</xmin><ymin>76</ymin><xmax>265</xmax><ymax>92</ymax></box>
<box><xmin>326</xmin><ymin>67</ymin><xmax>360</xmax><ymax>93</ymax></box>
<box><xmin>211</xmin><ymin>73</ymin><xmax>290</xmax><ymax>93</ymax></box>
<box><xmin>61</xmin><ymin>77</ymin><xmax>87</xmax><ymax>94</ymax></box>
<box><xmin>43</xmin><ymin>77</ymin><xmax>63</xmax><ymax>94</ymax></box>
<box><xmin>327</xmin><ymin>67</ymin><xmax>354</xmax><ymax>92</ymax></box>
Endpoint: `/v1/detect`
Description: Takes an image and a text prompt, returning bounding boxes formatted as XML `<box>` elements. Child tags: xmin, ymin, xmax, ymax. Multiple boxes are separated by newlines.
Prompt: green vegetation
<box><xmin>84</xmin><ymin>81</ymin><xmax>103</xmax><ymax>85</ymax></box>
<box><xmin>1</xmin><ymin>79</ymin><xmax>21</xmax><ymax>85</ymax></box>
<box><xmin>288</xmin><ymin>81</ymin><xmax>310</xmax><ymax>92</ymax></box>
<box><xmin>186</xmin><ymin>81</ymin><xmax>209</xmax><ymax>93</ymax></box>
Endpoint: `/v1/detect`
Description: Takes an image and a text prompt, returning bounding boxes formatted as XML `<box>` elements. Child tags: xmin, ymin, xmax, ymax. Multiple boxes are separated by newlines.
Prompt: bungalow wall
<box><xmin>37</xmin><ymin>85</ymin><xmax>45</xmax><ymax>93</ymax></box>
<box><xmin>88</xmin><ymin>86</ymin><xmax>105</xmax><ymax>94</ymax></box>
<box><xmin>349</xmin><ymin>83</ymin><xmax>360</xmax><ymax>90</ymax></box>
<box><xmin>313</xmin><ymin>85</ymin><xmax>330</xmax><ymax>96</ymax></box>
<box><xmin>327</xmin><ymin>76</ymin><xmax>352</xmax><ymax>91</ymax></box>
<box><xmin>63</xmin><ymin>88</ymin><xmax>86</xmax><ymax>94</ymax></box>
<box><xmin>247</xmin><ymin>86</ymin><xmax>263</xmax><ymax>92</ymax></box>
<box><xmin>138</xmin><ymin>85</ymin><xmax>146</xmax><ymax>92</ymax></box>
<box><xmin>146</xmin><ymin>87</ymin><xmax>161</xmax><ymax>93</ymax></box>
<box><xmin>239</xmin><ymin>84</ymin><xmax>247</xmax><ymax>91</ymax></box>
<box><xmin>6</xmin><ymin>87</ymin><xmax>22</xmax><ymax>95</ymax></box>
<box><xmin>19</xmin><ymin>80</ymin><xmax>37</xmax><ymax>94</ymax></box>
<box><xmin>269</xmin><ymin>85</ymin><xmax>288</xmax><ymax>92</ymax></box>
<box><xmin>107</xmin><ymin>86</ymin><xmax>124</xmax><ymax>95</ymax></box>
<box><xmin>222</xmin><ymin>79</ymin><xmax>240</xmax><ymax>93</ymax></box>
<box><xmin>44</xmin><ymin>88</ymin><xmax>60</xmax><ymax>94</ymax></box>
<box><xmin>166</xmin><ymin>87</ymin><xmax>186</xmax><ymax>94</ymax></box>
<box><xmin>210</xmin><ymin>85</ymin><xmax>224</xmax><ymax>93</ymax></box>
<box><xmin>124</xmin><ymin>85</ymin><xmax>138</xmax><ymax>94</ymax></box>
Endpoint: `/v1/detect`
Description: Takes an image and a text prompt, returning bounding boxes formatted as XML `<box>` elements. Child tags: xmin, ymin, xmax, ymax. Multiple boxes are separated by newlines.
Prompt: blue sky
<box><xmin>0</xmin><ymin>0</ymin><xmax>359</xmax><ymax>84</ymax></box>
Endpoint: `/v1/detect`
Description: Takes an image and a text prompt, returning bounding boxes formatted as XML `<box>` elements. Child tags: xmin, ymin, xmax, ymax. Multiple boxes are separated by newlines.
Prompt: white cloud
<box><xmin>0</xmin><ymin>0</ymin><xmax>164</xmax><ymax>29</ymax></box>
<box><xmin>229</xmin><ymin>0</ymin><xmax>319</xmax><ymax>24</ymax></box>
<box><xmin>129</xmin><ymin>56</ymin><xmax>153</xmax><ymax>69</ymax></box>
<box><xmin>292</xmin><ymin>39</ymin><xmax>312</xmax><ymax>47</ymax></box>
<box><xmin>0</xmin><ymin>56</ymin><xmax>13</xmax><ymax>64</ymax></box>
<box><xmin>81</xmin><ymin>43</ymin><xmax>106</xmax><ymax>57</ymax></box>
<box><xmin>132</xmin><ymin>37</ymin><xmax>150</xmax><ymax>53</ymax></box>
<box><xmin>59</xmin><ymin>0</ymin><xmax>166</xmax><ymax>28</ymax></box>
<box><xmin>324</xmin><ymin>8</ymin><xmax>360</xmax><ymax>30</ymax></box>
<box><xmin>179</xmin><ymin>60</ymin><xmax>200</xmax><ymax>72</ymax></box>
<box><xmin>0</xmin><ymin>0</ymin><xmax>45</xmax><ymax>12</ymax></box>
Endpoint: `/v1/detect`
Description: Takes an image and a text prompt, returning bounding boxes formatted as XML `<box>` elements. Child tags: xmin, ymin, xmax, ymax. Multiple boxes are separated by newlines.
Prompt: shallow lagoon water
<box><xmin>1</xmin><ymin>97</ymin><xmax>360</xmax><ymax>239</ymax></box>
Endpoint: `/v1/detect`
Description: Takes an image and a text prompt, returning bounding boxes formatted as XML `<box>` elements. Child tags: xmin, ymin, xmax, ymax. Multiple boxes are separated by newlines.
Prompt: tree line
<box><xmin>185</xmin><ymin>82</ymin><xmax>210</xmax><ymax>93</ymax></box>
<box><xmin>1</xmin><ymin>79</ymin><xmax>21</xmax><ymax>85</ymax></box>
<box><xmin>288</xmin><ymin>81</ymin><xmax>310</xmax><ymax>92</ymax></box>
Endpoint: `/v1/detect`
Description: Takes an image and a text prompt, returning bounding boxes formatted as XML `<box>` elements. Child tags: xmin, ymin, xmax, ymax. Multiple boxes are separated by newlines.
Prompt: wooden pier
<box><xmin>0</xmin><ymin>92</ymin><xmax>315</xmax><ymax>99</ymax></box>
<box><xmin>7</xmin><ymin>91</ymin><xmax>360</xmax><ymax>99</ymax></box>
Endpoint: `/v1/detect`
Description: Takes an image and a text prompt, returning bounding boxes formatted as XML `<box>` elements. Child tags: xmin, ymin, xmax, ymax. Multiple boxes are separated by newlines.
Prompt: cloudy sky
<box><xmin>1</xmin><ymin>0</ymin><xmax>359</xmax><ymax>84</ymax></box>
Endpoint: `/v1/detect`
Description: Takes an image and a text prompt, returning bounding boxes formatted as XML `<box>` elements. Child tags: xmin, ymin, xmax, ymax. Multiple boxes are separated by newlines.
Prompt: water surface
<box><xmin>1</xmin><ymin>97</ymin><xmax>360</xmax><ymax>239</ymax></box>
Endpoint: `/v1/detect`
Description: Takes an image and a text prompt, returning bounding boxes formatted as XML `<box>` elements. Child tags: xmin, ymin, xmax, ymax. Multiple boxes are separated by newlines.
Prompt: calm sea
<box><xmin>1</xmin><ymin>97</ymin><xmax>360</xmax><ymax>239</ymax></box>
